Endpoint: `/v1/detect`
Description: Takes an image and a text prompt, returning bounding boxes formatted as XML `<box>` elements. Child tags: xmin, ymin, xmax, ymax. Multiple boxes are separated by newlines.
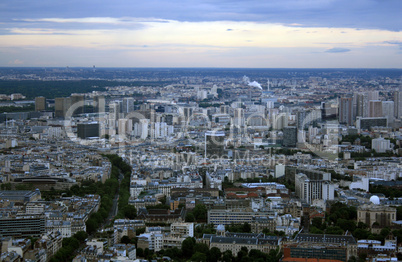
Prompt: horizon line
<box><xmin>0</xmin><ymin>66</ymin><xmax>402</xmax><ymax>70</ymax></box>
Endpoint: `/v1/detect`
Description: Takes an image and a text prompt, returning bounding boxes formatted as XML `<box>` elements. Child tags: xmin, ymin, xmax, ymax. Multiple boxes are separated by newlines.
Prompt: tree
<box><xmin>137</xmin><ymin>248</ymin><xmax>144</xmax><ymax>257</ymax></box>
<box><xmin>123</xmin><ymin>205</ymin><xmax>137</xmax><ymax>219</ymax></box>
<box><xmin>144</xmin><ymin>248</ymin><xmax>153</xmax><ymax>260</ymax></box>
<box><xmin>193</xmin><ymin>204</ymin><xmax>207</xmax><ymax>221</ymax></box>
<box><xmin>348</xmin><ymin>256</ymin><xmax>357</xmax><ymax>262</ymax></box>
<box><xmin>249</xmin><ymin>249</ymin><xmax>268</xmax><ymax>261</ymax></box>
<box><xmin>85</xmin><ymin>218</ymin><xmax>98</xmax><ymax>234</ymax></box>
<box><xmin>325</xmin><ymin>226</ymin><xmax>343</xmax><ymax>235</ymax></box>
<box><xmin>269</xmin><ymin>248</ymin><xmax>283</xmax><ymax>262</ymax></box>
<box><xmin>73</xmin><ymin>231</ymin><xmax>88</xmax><ymax>242</ymax></box>
<box><xmin>209</xmin><ymin>247</ymin><xmax>222</xmax><ymax>262</ymax></box>
<box><xmin>237</xmin><ymin>247</ymin><xmax>248</xmax><ymax>262</ymax></box>
<box><xmin>162</xmin><ymin>247</ymin><xmax>181</xmax><ymax>260</ymax></box>
<box><xmin>185</xmin><ymin>212</ymin><xmax>195</xmax><ymax>222</ymax></box>
<box><xmin>353</xmin><ymin>228</ymin><xmax>370</xmax><ymax>240</ymax></box>
<box><xmin>222</xmin><ymin>250</ymin><xmax>234</xmax><ymax>262</ymax></box>
<box><xmin>181</xmin><ymin>237</ymin><xmax>196</xmax><ymax>258</ymax></box>
<box><xmin>380</xmin><ymin>228</ymin><xmax>390</xmax><ymax>238</ymax></box>
<box><xmin>0</xmin><ymin>183</ymin><xmax>12</xmax><ymax>190</ymax></box>
<box><xmin>397</xmin><ymin>206</ymin><xmax>402</xmax><ymax>220</ymax></box>
<box><xmin>358</xmin><ymin>253</ymin><xmax>367</xmax><ymax>262</ymax></box>
<box><xmin>357</xmin><ymin>222</ymin><xmax>368</xmax><ymax>229</ymax></box>
<box><xmin>194</xmin><ymin>243</ymin><xmax>209</xmax><ymax>255</ymax></box>
<box><xmin>312</xmin><ymin>217</ymin><xmax>324</xmax><ymax>230</ymax></box>
<box><xmin>191</xmin><ymin>252</ymin><xmax>207</xmax><ymax>262</ymax></box>
<box><xmin>309</xmin><ymin>226</ymin><xmax>324</xmax><ymax>234</ymax></box>
<box><xmin>337</xmin><ymin>218</ymin><xmax>356</xmax><ymax>232</ymax></box>
<box><xmin>136</xmin><ymin>227</ymin><xmax>146</xmax><ymax>235</ymax></box>
<box><xmin>121</xmin><ymin>236</ymin><xmax>131</xmax><ymax>244</ymax></box>
<box><xmin>62</xmin><ymin>237</ymin><xmax>80</xmax><ymax>250</ymax></box>
<box><xmin>242</xmin><ymin>222</ymin><xmax>251</xmax><ymax>233</ymax></box>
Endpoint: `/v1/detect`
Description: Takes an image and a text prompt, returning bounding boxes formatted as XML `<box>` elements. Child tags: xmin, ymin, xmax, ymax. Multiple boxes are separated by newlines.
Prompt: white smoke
<box><xmin>243</xmin><ymin>75</ymin><xmax>262</xmax><ymax>90</ymax></box>
<box><xmin>248</xmin><ymin>81</ymin><xmax>262</xmax><ymax>90</ymax></box>
<box><xmin>243</xmin><ymin>75</ymin><xmax>250</xmax><ymax>84</ymax></box>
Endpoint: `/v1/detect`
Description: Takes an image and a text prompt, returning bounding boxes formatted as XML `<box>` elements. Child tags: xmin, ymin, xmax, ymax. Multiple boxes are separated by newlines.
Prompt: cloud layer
<box><xmin>0</xmin><ymin>0</ymin><xmax>401</xmax><ymax>67</ymax></box>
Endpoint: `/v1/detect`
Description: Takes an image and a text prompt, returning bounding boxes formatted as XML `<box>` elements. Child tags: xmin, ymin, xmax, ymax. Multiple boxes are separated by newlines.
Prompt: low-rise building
<box><xmin>202</xmin><ymin>232</ymin><xmax>281</xmax><ymax>255</ymax></box>
<box><xmin>357</xmin><ymin>204</ymin><xmax>396</xmax><ymax>228</ymax></box>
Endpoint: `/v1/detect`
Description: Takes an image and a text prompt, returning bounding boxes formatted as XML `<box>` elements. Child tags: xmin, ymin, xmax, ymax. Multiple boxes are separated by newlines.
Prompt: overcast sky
<box><xmin>0</xmin><ymin>0</ymin><xmax>401</xmax><ymax>68</ymax></box>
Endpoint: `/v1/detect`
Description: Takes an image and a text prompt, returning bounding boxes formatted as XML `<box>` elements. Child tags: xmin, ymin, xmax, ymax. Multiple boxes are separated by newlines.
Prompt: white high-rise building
<box><xmin>122</xmin><ymin>97</ymin><xmax>135</xmax><ymax>114</ymax></box>
<box><xmin>275</xmin><ymin>164</ymin><xmax>285</xmax><ymax>178</ymax></box>
<box><xmin>372</xmin><ymin>137</ymin><xmax>391</xmax><ymax>153</ymax></box>
<box><xmin>197</xmin><ymin>90</ymin><xmax>208</xmax><ymax>100</ymax></box>
<box><xmin>295</xmin><ymin>173</ymin><xmax>334</xmax><ymax>204</ymax></box>
<box><xmin>369</xmin><ymin>100</ymin><xmax>383</xmax><ymax>117</ymax></box>
<box><xmin>118</xmin><ymin>118</ymin><xmax>132</xmax><ymax>138</ymax></box>
<box><xmin>154</xmin><ymin>122</ymin><xmax>170</xmax><ymax>138</ymax></box>
<box><xmin>140</xmin><ymin>119</ymin><xmax>149</xmax><ymax>140</ymax></box>
<box><xmin>339</xmin><ymin>97</ymin><xmax>354</xmax><ymax>126</ymax></box>
<box><xmin>234</xmin><ymin>108</ymin><xmax>245</xmax><ymax>127</ymax></box>
<box><xmin>356</xmin><ymin>93</ymin><xmax>369</xmax><ymax>118</ymax></box>
<box><xmin>272</xmin><ymin>112</ymin><xmax>288</xmax><ymax>130</ymax></box>
<box><xmin>382</xmin><ymin>101</ymin><xmax>394</xmax><ymax>126</ymax></box>
<box><xmin>368</xmin><ymin>91</ymin><xmax>380</xmax><ymax>101</ymax></box>
<box><xmin>393</xmin><ymin>90</ymin><xmax>402</xmax><ymax>118</ymax></box>
<box><xmin>109</xmin><ymin>101</ymin><xmax>119</xmax><ymax>129</ymax></box>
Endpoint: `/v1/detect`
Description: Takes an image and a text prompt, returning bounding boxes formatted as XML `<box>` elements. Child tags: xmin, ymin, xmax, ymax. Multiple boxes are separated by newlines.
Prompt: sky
<box><xmin>0</xmin><ymin>0</ymin><xmax>401</xmax><ymax>68</ymax></box>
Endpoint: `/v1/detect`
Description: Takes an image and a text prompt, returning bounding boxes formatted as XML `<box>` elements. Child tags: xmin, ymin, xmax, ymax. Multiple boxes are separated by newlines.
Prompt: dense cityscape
<box><xmin>0</xmin><ymin>67</ymin><xmax>401</xmax><ymax>261</ymax></box>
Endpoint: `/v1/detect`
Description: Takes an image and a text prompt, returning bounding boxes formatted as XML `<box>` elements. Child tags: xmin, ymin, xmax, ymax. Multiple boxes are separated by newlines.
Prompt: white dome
<box><xmin>217</xmin><ymin>225</ymin><xmax>225</xmax><ymax>232</ymax></box>
<box><xmin>370</xmin><ymin>195</ymin><xmax>380</xmax><ymax>205</ymax></box>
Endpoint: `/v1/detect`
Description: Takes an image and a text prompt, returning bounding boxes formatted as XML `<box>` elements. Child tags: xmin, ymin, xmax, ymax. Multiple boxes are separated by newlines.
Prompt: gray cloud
<box><xmin>0</xmin><ymin>0</ymin><xmax>401</xmax><ymax>31</ymax></box>
<box><xmin>384</xmin><ymin>41</ymin><xmax>402</xmax><ymax>45</ymax></box>
<box><xmin>325</xmin><ymin>48</ymin><xmax>351</xmax><ymax>53</ymax></box>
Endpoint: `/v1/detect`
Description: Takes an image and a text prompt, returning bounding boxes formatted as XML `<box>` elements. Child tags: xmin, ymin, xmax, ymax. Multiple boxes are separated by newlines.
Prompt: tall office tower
<box><xmin>339</xmin><ymin>97</ymin><xmax>354</xmax><ymax>126</ymax></box>
<box><xmin>382</xmin><ymin>101</ymin><xmax>394</xmax><ymax>126</ymax></box>
<box><xmin>140</xmin><ymin>103</ymin><xmax>151</xmax><ymax>111</ymax></box>
<box><xmin>283</xmin><ymin>126</ymin><xmax>297</xmax><ymax>147</ymax></box>
<box><xmin>122</xmin><ymin>97</ymin><xmax>134</xmax><ymax>114</ymax></box>
<box><xmin>70</xmin><ymin>94</ymin><xmax>85</xmax><ymax>116</ymax></box>
<box><xmin>54</xmin><ymin>97</ymin><xmax>65</xmax><ymax>118</ymax></box>
<box><xmin>118</xmin><ymin>119</ymin><xmax>128</xmax><ymax>137</ymax></box>
<box><xmin>77</xmin><ymin>122</ymin><xmax>99</xmax><ymax>139</ymax></box>
<box><xmin>220</xmin><ymin>105</ymin><xmax>229</xmax><ymax>114</ymax></box>
<box><xmin>205</xmin><ymin>131</ymin><xmax>225</xmax><ymax>158</ymax></box>
<box><xmin>321</xmin><ymin>101</ymin><xmax>338</xmax><ymax>119</ymax></box>
<box><xmin>154</xmin><ymin>122</ymin><xmax>169</xmax><ymax>138</ymax></box>
<box><xmin>183</xmin><ymin>107</ymin><xmax>193</xmax><ymax>123</ymax></box>
<box><xmin>356</xmin><ymin>93</ymin><xmax>369</xmax><ymax>118</ymax></box>
<box><xmin>35</xmin><ymin>96</ymin><xmax>46</xmax><ymax>112</ymax></box>
<box><xmin>368</xmin><ymin>91</ymin><xmax>380</xmax><ymax>101</ymax></box>
<box><xmin>352</xmin><ymin>93</ymin><xmax>358</xmax><ymax>119</ymax></box>
<box><xmin>394</xmin><ymin>90</ymin><xmax>402</xmax><ymax>119</ymax></box>
<box><xmin>140</xmin><ymin>119</ymin><xmax>149</xmax><ymax>140</ymax></box>
<box><xmin>55</xmin><ymin>97</ymin><xmax>71</xmax><ymax>118</ymax></box>
<box><xmin>93</xmin><ymin>95</ymin><xmax>105</xmax><ymax>113</ymax></box>
<box><xmin>272</xmin><ymin>112</ymin><xmax>288</xmax><ymax>130</ymax></box>
<box><xmin>297</xmin><ymin>111</ymin><xmax>306</xmax><ymax>130</ymax></box>
<box><xmin>234</xmin><ymin>108</ymin><xmax>245</xmax><ymax>127</ymax></box>
<box><xmin>108</xmin><ymin>101</ymin><xmax>120</xmax><ymax>134</ymax></box>
<box><xmin>369</xmin><ymin>100</ymin><xmax>383</xmax><ymax>117</ymax></box>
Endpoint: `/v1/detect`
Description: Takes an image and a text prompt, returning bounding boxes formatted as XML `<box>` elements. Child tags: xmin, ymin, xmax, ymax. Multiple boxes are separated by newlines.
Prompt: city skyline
<box><xmin>0</xmin><ymin>0</ymin><xmax>401</xmax><ymax>68</ymax></box>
